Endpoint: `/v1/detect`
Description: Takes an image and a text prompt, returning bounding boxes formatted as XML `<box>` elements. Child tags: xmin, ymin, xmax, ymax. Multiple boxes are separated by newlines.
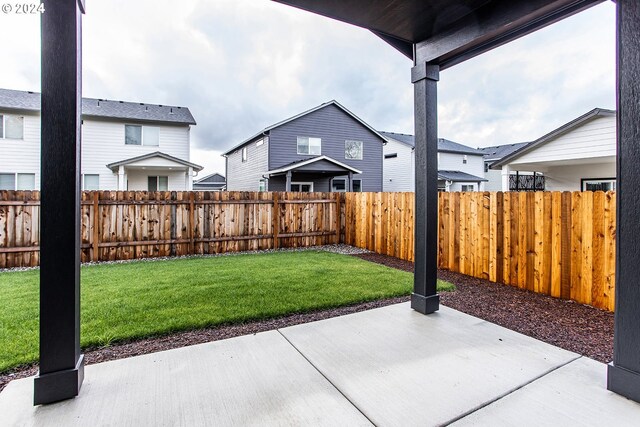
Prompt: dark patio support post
<box><xmin>34</xmin><ymin>0</ymin><xmax>86</xmax><ymax>405</ymax></box>
<box><xmin>411</xmin><ymin>57</ymin><xmax>440</xmax><ymax>314</ymax></box>
<box><xmin>608</xmin><ymin>0</ymin><xmax>640</xmax><ymax>404</ymax></box>
<box><xmin>348</xmin><ymin>171</ymin><xmax>353</xmax><ymax>192</ymax></box>
<box><xmin>285</xmin><ymin>171</ymin><xmax>292</xmax><ymax>191</ymax></box>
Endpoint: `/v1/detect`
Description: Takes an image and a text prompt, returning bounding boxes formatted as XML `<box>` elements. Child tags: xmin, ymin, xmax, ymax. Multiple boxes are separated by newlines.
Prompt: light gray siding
<box><xmin>268</xmin><ymin>104</ymin><xmax>383</xmax><ymax>191</ymax></box>
<box><xmin>226</xmin><ymin>137</ymin><xmax>269</xmax><ymax>191</ymax></box>
<box><xmin>383</xmin><ymin>138</ymin><xmax>414</xmax><ymax>192</ymax></box>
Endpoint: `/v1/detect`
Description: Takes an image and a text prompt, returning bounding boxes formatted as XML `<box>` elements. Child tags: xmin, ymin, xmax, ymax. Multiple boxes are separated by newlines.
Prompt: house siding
<box><xmin>225</xmin><ymin>137</ymin><xmax>269</xmax><ymax>191</ymax></box>
<box><xmin>544</xmin><ymin>161</ymin><xmax>616</xmax><ymax>191</ymax></box>
<box><xmin>484</xmin><ymin>167</ymin><xmax>503</xmax><ymax>191</ymax></box>
<box><xmin>510</xmin><ymin>116</ymin><xmax>616</xmax><ymax>165</ymax></box>
<box><xmin>383</xmin><ymin>138</ymin><xmax>414</xmax><ymax>192</ymax></box>
<box><xmin>268</xmin><ymin>104</ymin><xmax>383</xmax><ymax>191</ymax></box>
<box><xmin>0</xmin><ymin>111</ymin><xmax>41</xmax><ymax>188</ymax></box>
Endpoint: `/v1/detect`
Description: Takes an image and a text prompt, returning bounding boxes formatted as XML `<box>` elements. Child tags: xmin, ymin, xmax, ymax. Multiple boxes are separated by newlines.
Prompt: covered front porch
<box><xmin>266</xmin><ymin>155</ymin><xmax>362</xmax><ymax>192</ymax></box>
<box><xmin>2</xmin><ymin>303</ymin><xmax>638</xmax><ymax>425</ymax></box>
<box><xmin>106</xmin><ymin>152</ymin><xmax>204</xmax><ymax>191</ymax></box>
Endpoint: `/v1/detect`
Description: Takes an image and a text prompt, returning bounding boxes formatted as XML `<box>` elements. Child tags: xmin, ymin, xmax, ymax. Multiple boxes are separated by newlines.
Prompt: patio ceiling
<box><xmin>272</xmin><ymin>0</ymin><xmax>604</xmax><ymax>67</ymax></box>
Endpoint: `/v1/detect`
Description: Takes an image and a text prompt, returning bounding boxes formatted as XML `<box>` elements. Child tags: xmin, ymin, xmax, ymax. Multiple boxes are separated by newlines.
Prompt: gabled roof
<box><xmin>222</xmin><ymin>100</ymin><xmax>386</xmax><ymax>156</ymax></box>
<box><xmin>490</xmin><ymin>108</ymin><xmax>616</xmax><ymax>169</ymax></box>
<box><xmin>266</xmin><ymin>155</ymin><xmax>362</xmax><ymax>175</ymax></box>
<box><xmin>195</xmin><ymin>173</ymin><xmax>226</xmax><ymax>184</ymax></box>
<box><xmin>380</xmin><ymin>131</ymin><xmax>485</xmax><ymax>156</ymax></box>
<box><xmin>0</xmin><ymin>88</ymin><xmax>196</xmax><ymax>125</ymax></box>
<box><xmin>478</xmin><ymin>142</ymin><xmax>530</xmax><ymax>162</ymax></box>
<box><xmin>438</xmin><ymin>170</ymin><xmax>487</xmax><ymax>182</ymax></box>
<box><xmin>106</xmin><ymin>151</ymin><xmax>203</xmax><ymax>172</ymax></box>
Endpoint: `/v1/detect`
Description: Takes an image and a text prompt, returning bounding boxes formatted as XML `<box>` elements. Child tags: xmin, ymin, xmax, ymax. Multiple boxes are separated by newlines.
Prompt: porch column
<box><xmin>285</xmin><ymin>170</ymin><xmax>292</xmax><ymax>191</ymax></box>
<box><xmin>501</xmin><ymin>165</ymin><xmax>511</xmax><ymax>191</ymax></box>
<box><xmin>348</xmin><ymin>172</ymin><xmax>353</xmax><ymax>192</ymax></box>
<box><xmin>118</xmin><ymin>165</ymin><xmax>126</xmax><ymax>191</ymax></box>
<box><xmin>608</xmin><ymin>0</ymin><xmax>640</xmax><ymax>404</ymax></box>
<box><xmin>35</xmin><ymin>0</ymin><xmax>85</xmax><ymax>405</ymax></box>
<box><xmin>411</xmin><ymin>58</ymin><xmax>440</xmax><ymax>314</ymax></box>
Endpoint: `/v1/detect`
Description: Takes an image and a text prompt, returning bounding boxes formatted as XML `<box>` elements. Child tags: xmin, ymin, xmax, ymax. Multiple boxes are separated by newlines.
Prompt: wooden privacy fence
<box><xmin>0</xmin><ymin>191</ymin><xmax>341</xmax><ymax>268</ymax></box>
<box><xmin>0</xmin><ymin>190</ymin><xmax>617</xmax><ymax>311</ymax></box>
<box><xmin>344</xmin><ymin>191</ymin><xmax>617</xmax><ymax>311</ymax></box>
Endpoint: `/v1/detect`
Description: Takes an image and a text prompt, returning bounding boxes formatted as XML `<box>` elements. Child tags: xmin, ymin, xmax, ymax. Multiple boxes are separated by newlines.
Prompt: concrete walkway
<box><xmin>1</xmin><ymin>303</ymin><xmax>639</xmax><ymax>426</ymax></box>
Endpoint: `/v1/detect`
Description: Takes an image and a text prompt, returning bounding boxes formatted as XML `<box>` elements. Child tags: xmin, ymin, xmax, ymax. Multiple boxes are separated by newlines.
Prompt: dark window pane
<box><xmin>125</xmin><ymin>125</ymin><xmax>142</xmax><ymax>145</ymax></box>
<box><xmin>148</xmin><ymin>176</ymin><xmax>157</xmax><ymax>192</ymax></box>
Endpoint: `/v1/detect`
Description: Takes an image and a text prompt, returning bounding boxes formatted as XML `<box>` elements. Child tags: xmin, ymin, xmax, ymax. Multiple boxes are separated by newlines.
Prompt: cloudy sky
<box><xmin>0</xmin><ymin>0</ymin><xmax>616</xmax><ymax>176</ymax></box>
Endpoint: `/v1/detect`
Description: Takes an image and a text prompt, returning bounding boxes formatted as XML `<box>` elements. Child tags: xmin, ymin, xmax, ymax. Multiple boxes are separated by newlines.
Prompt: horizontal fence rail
<box><xmin>0</xmin><ymin>190</ymin><xmax>616</xmax><ymax>311</ymax></box>
<box><xmin>0</xmin><ymin>191</ymin><xmax>341</xmax><ymax>268</ymax></box>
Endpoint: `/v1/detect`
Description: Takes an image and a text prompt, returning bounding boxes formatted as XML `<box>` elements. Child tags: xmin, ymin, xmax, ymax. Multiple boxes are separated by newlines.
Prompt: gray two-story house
<box><xmin>223</xmin><ymin>101</ymin><xmax>385</xmax><ymax>192</ymax></box>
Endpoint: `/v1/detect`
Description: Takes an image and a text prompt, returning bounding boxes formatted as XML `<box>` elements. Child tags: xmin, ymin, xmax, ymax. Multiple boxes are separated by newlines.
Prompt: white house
<box><xmin>380</xmin><ymin>131</ymin><xmax>487</xmax><ymax>192</ymax></box>
<box><xmin>478</xmin><ymin>142</ymin><xmax>528</xmax><ymax>191</ymax></box>
<box><xmin>0</xmin><ymin>88</ymin><xmax>202</xmax><ymax>191</ymax></box>
<box><xmin>491</xmin><ymin>108</ymin><xmax>616</xmax><ymax>192</ymax></box>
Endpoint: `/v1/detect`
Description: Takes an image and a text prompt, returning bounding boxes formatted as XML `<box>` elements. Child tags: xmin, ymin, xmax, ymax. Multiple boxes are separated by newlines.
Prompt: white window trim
<box><xmin>0</xmin><ymin>172</ymin><xmax>36</xmax><ymax>190</ymax></box>
<box><xmin>242</xmin><ymin>146</ymin><xmax>248</xmax><ymax>162</ymax></box>
<box><xmin>581</xmin><ymin>178</ymin><xmax>616</xmax><ymax>191</ymax></box>
<box><xmin>148</xmin><ymin>175</ymin><xmax>169</xmax><ymax>191</ymax></box>
<box><xmin>332</xmin><ymin>178</ymin><xmax>346</xmax><ymax>193</ymax></box>
<box><xmin>297</xmin><ymin>136</ymin><xmax>322</xmax><ymax>155</ymax></box>
<box><xmin>291</xmin><ymin>182</ymin><xmax>314</xmax><ymax>192</ymax></box>
<box><xmin>82</xmin><ymin>174</ymin><xmax>100</xmax><ymax>191</ymax></box>
<box><xmin>345</xmin><ymin>140</ymin><xmax>363</xmax><ymax>160</ymax></box>
<box><xmin>125</xmin><ymin>124</ymin><xmax>160</xmax><ymax>146</ymax></box>
<box><xmin>0</xmin><ymin>114</ymin><xmax>25</xmax><ymax>140</ymax></box>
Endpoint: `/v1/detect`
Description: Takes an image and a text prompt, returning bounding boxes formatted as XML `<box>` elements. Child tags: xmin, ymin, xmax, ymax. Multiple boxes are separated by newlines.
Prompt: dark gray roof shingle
<box><xmin>477</xmin><ymin>142</ymin><xmax>529</xmax><ymax>162</ymax></box>
<box><xmin>0</xmin><ymin>88</ymin><xmax>196</xmax><ymax>125</ymax></box>
<box><xmin>379</xmin><ymin>131</ymin><xmax>485</xmax><ymax>155</ymax></box>
<box><xmin>437</xmin><ymin>170</ymin><xmax>487</xmax><ymax>182</ymax></box>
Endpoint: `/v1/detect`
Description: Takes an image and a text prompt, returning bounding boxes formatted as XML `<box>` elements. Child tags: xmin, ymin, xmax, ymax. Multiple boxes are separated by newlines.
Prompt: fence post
<box><xmin>272</xmin><ymin>192</ymin><xmax>280</xmax><ymax>249</ymax></box>
<box><xmin>189</xmin><ymin>192</ymin><xmax>195</xmax><ymax>255</ymax></box>
<box><xmin>92</xmin><ymin>192</ymin><xmax>99</xmax><ymax>262</ymax></box>
<box><xmin>334</xmin><ymin>192</ymin><xmax>341</xmax><ymax>244</ymax></box>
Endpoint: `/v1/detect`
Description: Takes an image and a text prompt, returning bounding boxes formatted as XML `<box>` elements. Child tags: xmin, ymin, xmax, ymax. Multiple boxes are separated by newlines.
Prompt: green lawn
<box><xmin>0</xmin><ymin>251</ymin><xmax>453</xmax><ymax>373</ymax></box>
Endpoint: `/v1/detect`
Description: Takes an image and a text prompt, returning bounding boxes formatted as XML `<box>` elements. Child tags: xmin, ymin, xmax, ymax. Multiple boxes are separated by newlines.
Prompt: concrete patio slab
<box><xmin>452</xmin><ymin>356</ymin><xmax>640</xmax><ymax>426</ymax></box>
<box><xmin>0</xmin><ymin>331</ymin><xmax>372</xmax><ymax>427</ymax></box>
<box><xmin>280</xmin><ymin>303</ymin><xmax>579</xmax><ymax>426</ymax></box>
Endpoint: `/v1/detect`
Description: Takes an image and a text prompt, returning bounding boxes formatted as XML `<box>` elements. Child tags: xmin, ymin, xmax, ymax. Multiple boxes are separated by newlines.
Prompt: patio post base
<box><xmin>34</xmin><ymin>354</ymin><xmax>85</xmax><ymax>406</ymax></box>
<box><xmin>608</xmin><ymin>362</ymin><xmax>640</xmax><ymax>404</ymax></box>
<box><xmin>411</xmin><ymin>293</ymin><xmax>440</xmax><ymax>314</ymax></box>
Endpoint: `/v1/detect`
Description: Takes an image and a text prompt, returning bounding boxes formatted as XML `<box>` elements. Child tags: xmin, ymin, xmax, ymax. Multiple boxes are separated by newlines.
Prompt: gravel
<box><xmin>1</xmin><ymin>247</ymin><xmax>613</xmax><ymax>393</ymax></box>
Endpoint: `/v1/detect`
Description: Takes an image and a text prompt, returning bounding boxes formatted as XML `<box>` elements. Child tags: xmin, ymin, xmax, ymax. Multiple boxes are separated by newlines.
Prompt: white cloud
<box><xmin>0</xmin><ymin>0</ymin><xmax>616</xmax><ymax>175</ymax></box>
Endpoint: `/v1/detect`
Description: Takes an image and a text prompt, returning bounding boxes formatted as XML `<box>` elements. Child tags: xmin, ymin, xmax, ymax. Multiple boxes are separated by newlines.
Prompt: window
<box><xmin>582</xmin><ymin>178</ymin><xmax>616</xmax><ymax>191</ymax></box>
<box><xmin>461</xmin><ymin>184</ymin><xmax>474</xmax><ymax>192</ymax></box>
<box><xmin>125</xmin><ymin>125</ymin><xmax>159</xmax><ymax>146</ymax></box>
<box><xmin>0</xmin><ymin>114</ymin><xmax>24</xmax><ymax>139</ymax></box>
<box><xmin>353</xmin><ymin>180</ymin><xmax>362</xmax><ymax>192</ymax></box>
<box><xmin>242</xmin><ymin>147</ymin><xmax>248</xmax><ymax>162</ymax></box>
<box><xmin>484</xmin><ymin>162</ymin><xmax>489</xmax><ymax>173</ymax></box>
<box><xmin>291</xmin><ymin>182</ymin><xmax>313</xmax><ymax>192</ymax></box>
<box><xmin>256</xmin><ymin>138</ymin><xmax>264</xmax><ymax>147</ymax></box>
<box><xmin>297</xmin><ymin>137</ymin><xmax>321</xmax><ymax>155</ymax></box>
<box><xmin>0</xmin><ymin>173</ymin><xmax>14</xmax><ymax>190</ymax></box>
<box><xmin>83</xmin><ymin>174</ymin><xmax>100</xmax><ymax>190</ymax></box>
<box><xmin>0</xmin><ymin>173</ymin><xmax>35</xmax><ymax>190</ymax></box>
<box><xmin>463</xmin><ymin>155</ymin><xmax>468</xmax><ymax>165</ymax></box>
<box><xmin>345</xmin><ymin>140</ymin><xmax>363</xmax><ymax>160</ymax></box>
<box><xmin>258</xmin><ymin>179</ymin><xmax>266</xmax><ymax>192</ymax></box>
<box><xmin>384</xmin><ymin>153</ymin><xmax>398</xmax><ymax>159</ymax></box>
<box><xmin>148</xmin><ymin>176</ymin><xmax>168</xmax><ymax>191</ymax></box>
<box><xmin>332</xmin><ymin>179</ymin><xmax>346</xmax><ymax>192</ymax></box>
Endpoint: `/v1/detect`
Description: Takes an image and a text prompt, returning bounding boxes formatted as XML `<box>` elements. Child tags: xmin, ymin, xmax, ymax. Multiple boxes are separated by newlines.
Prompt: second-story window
<box><xmin>297</xmin><ymin>137</ymin><xmax>321</xmax><ymax>155</ymax></box>
<box><xmin>345</xmin><ymin>140</ymin><xmax>363</xmax><ymax>160</ymax></box>
<box><xmin>0</xmin><ymin>114</ymin><xmax>24</xmax><ymax>140</ymax></box>
<box><xmin>242</xmin><ymin>146</ymin><xmax>248</xmax><ymax>162</ymax></box>
<box><xmin>125</xmin><ymin>125</ymin><xmax>159</xmax><ymax>146</ymax></box>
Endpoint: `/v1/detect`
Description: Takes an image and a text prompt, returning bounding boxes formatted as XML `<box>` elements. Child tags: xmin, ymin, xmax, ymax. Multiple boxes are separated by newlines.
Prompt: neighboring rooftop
<box><xmin>0</xmin><ymin>88</ymin><xmax>196</xmax><ymax>125</ymax></box>
<box><xmin>222</xmin><ymin>100</ymin><xmax>386</xmax><ymax>156</ymax></box>
<box><xmin>380</xmin><ymin>131</ymin><xmax>485</xmax><ymax>155</ymax></box>
<box><xmin>478</xmin><ymin>142</ymin><xmax>530</xmax><ymax>163</ymax></box>
<box><xmin>438</xmin><ymin>170</ymin><xmax>487</xmax><ymax>182</ymax></box>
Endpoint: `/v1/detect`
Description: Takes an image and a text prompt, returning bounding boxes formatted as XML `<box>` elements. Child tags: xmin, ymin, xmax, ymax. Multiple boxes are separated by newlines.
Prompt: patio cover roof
<box><xmin>273</xmin><ymin>0</ymin><xmax>604</xmax><ymax>68</ymax></box>
<box><xmin>106</xmin><ymin>151</ymin><xmax>204</xmax><ymax>173</ymax></box>
<box><xmin>266</xmin><ymin>155</ymin><xmax>362</xmax><ymax>176</ymax></box>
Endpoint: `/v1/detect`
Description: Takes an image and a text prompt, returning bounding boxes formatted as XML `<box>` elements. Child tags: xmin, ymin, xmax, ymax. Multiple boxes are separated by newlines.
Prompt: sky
<box><xmin>0</xmin><ymin>0</ymin><xmax>616</xmax><ymax>177</ymax></box>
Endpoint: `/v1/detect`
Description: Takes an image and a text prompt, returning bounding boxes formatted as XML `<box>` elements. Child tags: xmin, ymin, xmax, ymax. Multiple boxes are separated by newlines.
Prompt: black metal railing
<box><xmin>509</xmin><ymin>174</ymin><xmax>545</xmax><ymax>191</ymax></box>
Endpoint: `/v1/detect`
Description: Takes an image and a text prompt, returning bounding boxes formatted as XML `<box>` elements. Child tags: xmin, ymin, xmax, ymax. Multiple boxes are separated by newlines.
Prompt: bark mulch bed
<box><xmin>1</xmin><ymin>251</ymin><xmax>614</xmax><ymax>393</ymax></box>
<box><xmin>354</xmin><ymin>252</ymin><xmax>614</xmax><ymax>363</ymax></box>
